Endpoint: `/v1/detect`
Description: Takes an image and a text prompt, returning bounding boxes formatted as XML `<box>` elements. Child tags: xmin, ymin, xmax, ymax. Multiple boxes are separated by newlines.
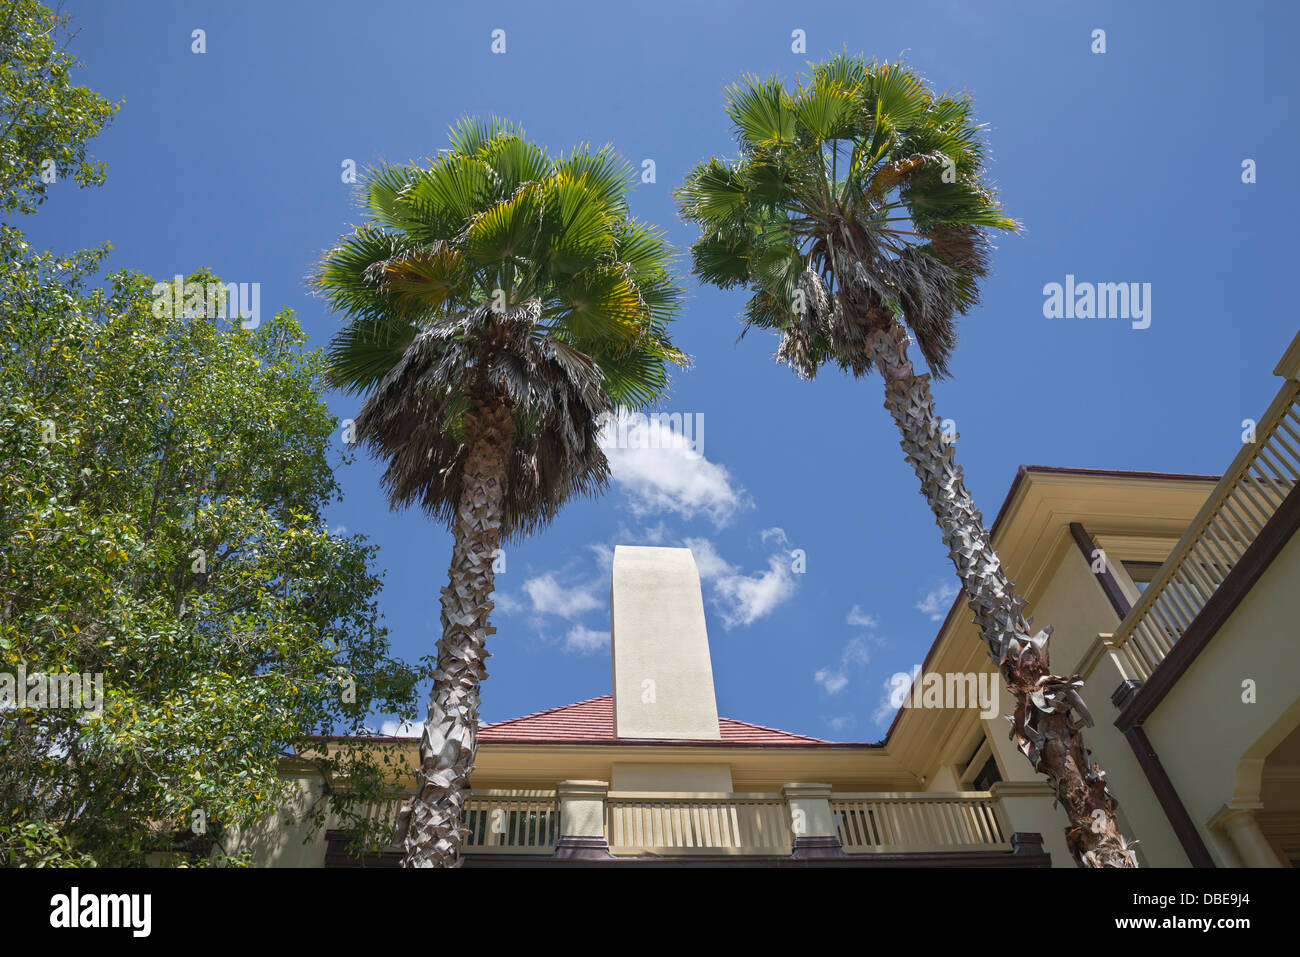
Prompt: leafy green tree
<box><xmin>679</xmin><ymin>55</ymin><xmax>1135</xmax><ymax>867</ymax></box>
<box><xmin>0</xmin><ymin>819</ymin><xmax>99</xmax><ymax>866</ymax></box>
<box><xmin>0</xmin><ymin>234</ymin><xmax>421</xmax><ymax>866</ymax></box>
<box><xmin>314</xmin><ymin>118</ymin><xmax>687</xmax><ymax>867</ymax></box>
<box><xmin>0</xmin><ymin>0</ymin><xmax>119</xmax><ymax>217</ymax></box>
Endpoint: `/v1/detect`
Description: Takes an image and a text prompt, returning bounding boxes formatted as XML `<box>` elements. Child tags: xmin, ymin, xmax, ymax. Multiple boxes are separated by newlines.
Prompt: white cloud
<box><xmin>610</xmin><ymin>521</ymin><xmax>673</xmax><ymax>546</ymax></box>
<box><xmin>872</xmin><ymin>667</ymin><xmax>921</xmax><ymax>726</ymax></box>
<box><xmin>842</xmin><ymin>636</ymin><xmax>871</xmax><ymax>666</ymax></box>
<box><xmin>588</xmin><ymin>543</ymin><xmax>615</xmax><ymax>573</ymax></box>
<box><xmin>378</xmin><ymin>719</ymin><xmax>421</xmax><ymax>737</ymax></box>
<box><xmin>683</xmin><ymin>536</ymin><xmax>735</xmax><ymax>581</ymax></box>
<box><xmin>846</xmin><ymin>604</ymin><xmax>878</xmax><ymax>628</ymax></box>
<box><xmin>814</xmin><ymin>668</ymin><xmax>850</xmax><ymax>695</ymax></box>
<box><xmin>496</xmin><ymin>558</ymin><xmax>615</xmax><ymax>655</ymax></box>
<box><xmin>493</xmin><ymin>591</ymin><xmax>524</xmax><ymax>615</ymax></box>
<box><xmin>824</xmin><ymin>715</ymin><xmax>855</xmax><ymax>733</ymax></box>
<box><xmin>639</xmin><ymin>522</ymin><xmax>671</xmax><ymax>544</ymax></box>
<box><xmin>760</xmin><ymin>526</ymin><xmax>791</xmax><ymax>548</ymax></box>
<box><xmin>599</xmin><ymin>412</ymin><xmax>749</xmax><ymax>527</ymax></box>
<box><xmin>564</xmin><ymin>624</ymin><xmax>608</xmax><ymax>655</ymax></box>
<box><xmin>521</xmin><ymin>573</ymin><xmax>601</xmax><ymax>620</ymax></box>
<box><xmin>714</xmin><ymin>556</ymin><xmax>797</xmax><ymax>628</ymax></box>
<box><xmin>684</xmin><ymin>537</ymin><xmax>797</xmax><ymax>629</ymax></box>
<box><xmin>813</xmin><ymin>636</ymin><xmax>872</xmax><ymax>695</ymax></box>
<box><xmin>916</xmin><ymin>581</ymin><xmax>960</xmax><ymax>621</ymax></box>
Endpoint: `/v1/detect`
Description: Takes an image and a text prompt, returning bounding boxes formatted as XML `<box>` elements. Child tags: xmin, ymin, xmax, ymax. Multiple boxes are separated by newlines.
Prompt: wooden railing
<box><xmin>831</xmin><ymin>792</ymin><xmax>1011</xmax><ymax>854</ymax></box>
<box><xmin>463</xmin><ymin>790</ymin><xmax>559</xmax><ymax>854</ymax></box>
<box><xmin>359</xmin><ymin>790</ymin><xmax>559</xmax><ymax>855</ymax></box>
<box><xmin>605</xmin><ymin>792</ymin><xmax>792</xmax><ymax>856</ymax></box>
<box><xmin>1108</xmin><ymin>366</ymin><xmax>1300</xmax><ymax>682</ymax></box>
<box><xmin>356</xmin><ymin>788</ymin><xmax>1025</xmax><ymax>859</ymax></box>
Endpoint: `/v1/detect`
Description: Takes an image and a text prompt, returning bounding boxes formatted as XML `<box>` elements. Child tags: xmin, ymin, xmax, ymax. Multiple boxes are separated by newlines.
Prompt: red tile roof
<box><xmin>477</xmin><ymin>694</ymin><xmax>834</xmax><ymax>745</ymax></box>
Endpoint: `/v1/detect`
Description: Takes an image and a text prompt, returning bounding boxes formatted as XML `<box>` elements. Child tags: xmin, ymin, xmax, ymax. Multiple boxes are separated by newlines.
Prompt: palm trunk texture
<box><xmin>862</xmin><ymin>321</ymin><xmax>1137</xmax><ymax>868</ymax></box>
<box><xmin>402</xmin><ymin>402</ymin><xmax>512</xmax><ymax>868</ymax></box>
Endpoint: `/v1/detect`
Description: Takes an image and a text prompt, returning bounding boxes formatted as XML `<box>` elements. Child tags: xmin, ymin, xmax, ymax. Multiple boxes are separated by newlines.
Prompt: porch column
<box><xmin>782</xmin><ymin>782</ymin><xmax>843</xmax><ymax>858</ymax></box>
<box><xmin>555</xmin><ymin>780</ymin><xmax>612</xmax><ymax>860</ymax></box>
<box><xmin>990</xmin><ymin>780</ymin><xmax>1070</xmax><ymax>866</ymax></box>
<box><xmin>1209</xmin><ymin>804</ymin><xmax>1284</xmax><ymax>868</ymax></box>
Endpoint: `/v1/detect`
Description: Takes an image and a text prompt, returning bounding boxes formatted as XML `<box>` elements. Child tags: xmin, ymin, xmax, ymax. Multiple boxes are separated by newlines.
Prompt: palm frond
<box><xmin>551</xmin><ymin>145</ymin><xmax>633</xmax><ymax>216</ymax></box>
<box><xmin>326</xmin><ymin>317</ymin><xmax>420</xmax><ymax>395</ymax></box>
<box><xmin>366</xmin><ymin>242</ymin><xmax>472</xmax><ymax>319</ymax></box>
<box><xmin>314</xmin><ymin>120</ymin><xmax>687</xmax><ymax>532</ymax></box>
<box><xmin>676</xmin><ymin>159</ymin><xmax>749</xmax><ymax>226</ymax></box>
<box><xmin>312</xmin><ymin>225</ymin><xmax>412</xmax><ymax>321</ymax></box>
<box><xmin>680</xmin><ymin>54</ymin><xmax>1018</xmax><ymax>379</ymax></box>
<box><xmin>726</xmin><ymin>75</ymin><xmax>796</xmax><ymax>148</ymax></box>
<box><xmin>365</xmin><ymin>162</ymin><xmax>421</xmax><ymax>228</ymax></box>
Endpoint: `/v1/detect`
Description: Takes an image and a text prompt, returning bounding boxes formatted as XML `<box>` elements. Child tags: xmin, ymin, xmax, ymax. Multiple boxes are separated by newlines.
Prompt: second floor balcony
<box><xmin>326</xmin><ymin>783</ymin><xmax>1048</xmax><ymax>867</ymax></box>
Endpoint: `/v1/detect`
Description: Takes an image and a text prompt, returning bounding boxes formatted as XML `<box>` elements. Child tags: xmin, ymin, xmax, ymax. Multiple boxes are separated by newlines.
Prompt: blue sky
<box><xmin>26</xmin><ymin>1</ymin><xmax>1300</xmax><ymax>741</ymax></box>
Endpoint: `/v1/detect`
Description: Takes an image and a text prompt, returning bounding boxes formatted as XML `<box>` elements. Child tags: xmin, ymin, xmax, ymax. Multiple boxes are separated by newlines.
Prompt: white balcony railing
<box><xmin>1108</xmin><ymin>354</ymin><xmax>1300</xmax><ymax>682</ymax></box>
<box><xmin>462</xmin><ymin>790</ymin><xmax>559</xmax><ymax>854</ymax></box>
<box><xmin>604</xmin><ymin>791</ymin><xmax>791</xmax><ymax>856</ymax></box>
<box><xmin>355</xmin><ymin>786</ymin><xmax>1026</xmax><ymax>859</ymax></box>
<box><xmin>831</xmin><ymin>792</ymin><xmax>1011</xmax><ymax>854</ymax></box>
<box><xmin>360</xmin><ymin>790</ymin><xmax>560</xmax><ymax>855</ymax></box>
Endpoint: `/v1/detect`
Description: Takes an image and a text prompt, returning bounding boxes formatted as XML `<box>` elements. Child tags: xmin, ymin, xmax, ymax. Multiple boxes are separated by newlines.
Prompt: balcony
<box><xmin>604</xmin><ymin>791</ymin><xmax>792</xmax><ymax>856</ymax></box>
<box><xmin>830</xmin><ymin>792</ymin><xmax>1010</xmax><ymax>854</ymax></box>
<box><xmin>1106</xmin><ymin>348</ymin><xmax>1300</xmax><ymax>684</ymax></box>
<box><xmin>320</xmin><ymin>783</ymin><xmax>1038</xmax><ymax>866</ymax></box>
<box><xmin>463</xmin><ymin>790</ymin><xmax>560</xmax><ymax>855</ymax></box>
<box><xmin>331</xmin><ymin>785</ymin><xmax>1035</xmax><ymax>866</ymax></box>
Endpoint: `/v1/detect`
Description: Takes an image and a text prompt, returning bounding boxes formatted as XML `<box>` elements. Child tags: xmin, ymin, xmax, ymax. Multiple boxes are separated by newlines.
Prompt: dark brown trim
<box><xmin>321</xmin><ymin>830</ymin><xmax>1050</xmax><ymax>868</ymax></box>
<box><xmin>1009</xmin><ymin>832</ymin><xmax>1045</xmax><ymax>856</ymax></box>
<box><xmin>463</xmin><ymin>835</ymin><xmax>1051</xmax><ymax>868</ymax></box>
<box><xmin>475</xmin><ymin>739</ymin><xmax>885</xmax><ymax>748</ymax></box>
<box><xmin>1111</xmin><ymin>679</ymin><xmax>1142</xmax><ymax>710</ymax></box>
<box><xmin>1069</xmin><ymin>522</ymin><xmax>1133</xmax><ymax>618</ymax></box>
<box><xmin>309</xmin><ymin>735</ymin><xmax>884</xmax><ymax>749</ymax></box>
<box><xmin>1117</xmin><ymin>482</ymin><xmax>1300</xmax><ymax>731</ymax></box>
<box><xmin>323</xmin><ymin>831</ymin><xmax>402</xmax><ymax>868</ymax></box>
<box><xmin>791</xmin><ymin>835</ymin><xmax>846</xmax><ymax>859</ymax></box>
<box><xmin>554</xmin><ymin>835</ymin><xmax>614</xmax><ymax>861</ymax></box>
<box><xmin>1120</xmin><ymin>728</ymin><xmax>1216</xmax><ymax>868</ymax></box>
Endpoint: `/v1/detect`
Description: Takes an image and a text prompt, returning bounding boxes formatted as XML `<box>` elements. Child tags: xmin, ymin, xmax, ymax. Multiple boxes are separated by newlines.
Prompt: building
<box><xmin>230</xmin><ymin>331</ymin><xmax>1300</xmax><ymax>867</ymax></box>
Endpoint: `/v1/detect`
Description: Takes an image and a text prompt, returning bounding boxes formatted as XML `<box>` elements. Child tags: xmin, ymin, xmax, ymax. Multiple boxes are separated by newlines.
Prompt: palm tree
<box><xmin>314</xmin><ymin>118</ymin><xmax>686</xmax><ymax>867</ymax></box>
<box><xmin>678</xmin><ymin>55</ymin><xmax>1135</xmax><ymax>867</ymax></box>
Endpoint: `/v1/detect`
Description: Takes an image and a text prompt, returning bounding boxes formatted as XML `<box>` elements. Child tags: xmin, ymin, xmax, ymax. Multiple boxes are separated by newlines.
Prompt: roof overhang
<box><xmin>881</xmin><ymin>466</ymin><xmax>1218</xmax><ymax>769</ymax></box>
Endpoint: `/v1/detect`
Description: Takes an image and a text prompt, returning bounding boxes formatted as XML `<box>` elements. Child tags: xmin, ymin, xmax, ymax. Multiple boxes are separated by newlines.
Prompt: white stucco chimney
<box><xmin>610</xmin><ymin>545</ymin><xmax>722</xmax><ymax>740</ymax></box>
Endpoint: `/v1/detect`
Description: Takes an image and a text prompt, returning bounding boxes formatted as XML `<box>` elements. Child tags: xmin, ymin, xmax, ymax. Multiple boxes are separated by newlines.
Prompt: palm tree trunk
<box><xmin>862</xmin><ymin>322</ymin><xmax>1137</xmax><ymax>868</ymax></box>
<box><xmin>401</xmin><ymin>401</ymin><xmax>512</xmax><ymax>868</ymax></box>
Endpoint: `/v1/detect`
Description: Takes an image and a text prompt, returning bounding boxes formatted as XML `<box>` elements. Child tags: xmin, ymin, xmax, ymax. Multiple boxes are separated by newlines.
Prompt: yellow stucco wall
<box><xmin>611</xmin><ymin>762</ymin><xmax>734</xmax><ymax>792</ymax></box>
<box><xmin>1143</xmin><ymin>528</ymin><xmax>1300</xmax><ymax>865</ymax></box>
<box><xmin>1028</xmin><ymin>544</ymin><xmax>1188</xmax><ymax>866</ymax></box>
<box><xmin>221</xmin><ymin>773</ymin><xmax>329</xmax><ymax>867</ymax></box>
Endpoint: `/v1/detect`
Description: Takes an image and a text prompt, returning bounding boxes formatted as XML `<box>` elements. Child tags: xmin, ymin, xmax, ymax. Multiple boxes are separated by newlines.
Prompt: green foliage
<box><xmin>0</xmin><ymin>229</ymin><xmax>421</xmax><ymax>865</ymax></box>
<box><xmin>0</xmin><ymin>1</ymin><xmax>120</xmax><ymax>217</ymax></box>
<box><xmin>315</xmin><ymin>117</ymin><xmax>688</xmax><ymax>410</ymax></box>
<box><xmin>0</xmin><ymin>819</ymin><xmax>99</xmax><ymax>866</ymax></box>
<box><xmin>678</xmin><ymin>54</ymin><xmax>1019</xmax><ymax>377</ymax></box>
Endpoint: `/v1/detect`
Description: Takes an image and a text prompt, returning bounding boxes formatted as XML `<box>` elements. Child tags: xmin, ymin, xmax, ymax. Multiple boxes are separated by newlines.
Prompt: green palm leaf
<box><xmin>326</xmin><ymin>317</ymin><xmax>420</xmax><ymax>395</ymax></box>
<box><xmin>726</xmin><ymin>75</ymin><xmax>796</xmax><ymax>148</ymax></box>
<box><xmin>312</xmin><ymin>119</ymin><xmax>688</xmax><ymax>526</ymax></box>
<box><xmin>680</xmin><ymin>54</ymin><xmax>1019</xmax><ymax>378</ymax></box>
